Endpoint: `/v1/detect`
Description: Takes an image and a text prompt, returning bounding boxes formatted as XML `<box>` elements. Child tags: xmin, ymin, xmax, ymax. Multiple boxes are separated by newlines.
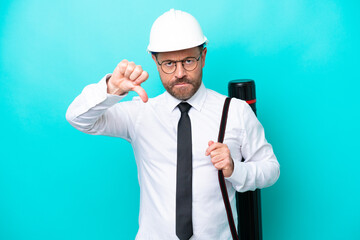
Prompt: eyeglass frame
<box><xmin>155</xmin><ymin>50</ymin><xmax>203</xmax><ymax>74</ymax></box>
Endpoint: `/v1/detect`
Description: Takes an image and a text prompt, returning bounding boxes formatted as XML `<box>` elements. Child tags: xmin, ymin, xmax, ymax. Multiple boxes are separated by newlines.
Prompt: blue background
<box><xmin>1</xmin><ymin>0</ymin><xmax>359</xmax><ymax>239</ymax></box>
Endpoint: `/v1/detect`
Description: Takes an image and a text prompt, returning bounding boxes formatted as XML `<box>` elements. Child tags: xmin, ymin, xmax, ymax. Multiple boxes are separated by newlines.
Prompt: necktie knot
<box><xmin>178</xmin><ymin>102</ymin><xmax>191</xmax><ymax>113</ymax></box>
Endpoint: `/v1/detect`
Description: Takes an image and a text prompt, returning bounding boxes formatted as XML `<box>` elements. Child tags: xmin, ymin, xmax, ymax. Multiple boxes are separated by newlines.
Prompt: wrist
<box><xmin>224</xmin><ymin>157</ymin><xmax>235</xmax><ymax>178</ymax></box>
<box><xmin>107</xmin><ymin>76</ymin><xmax>127</xmax><ymax>96</ymax></box>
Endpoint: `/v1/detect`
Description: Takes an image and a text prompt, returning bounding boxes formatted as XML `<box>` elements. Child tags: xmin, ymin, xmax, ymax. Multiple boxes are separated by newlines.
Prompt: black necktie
<box><xmin>176</xmin><ymin>102</ymin><xmax>193</xmax><ymax>240</ymax></box>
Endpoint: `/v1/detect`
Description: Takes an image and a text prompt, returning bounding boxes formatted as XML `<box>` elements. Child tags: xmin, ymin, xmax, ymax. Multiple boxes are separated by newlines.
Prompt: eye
<box><xmin>184</xmin><ymin>58</ymin><xmax>195</xmax><ymax>65</ymax></box>
<box><xmin>163</xmin><ymin>61</ymin><xmax>174</xmax><ymax>67</ymax></box>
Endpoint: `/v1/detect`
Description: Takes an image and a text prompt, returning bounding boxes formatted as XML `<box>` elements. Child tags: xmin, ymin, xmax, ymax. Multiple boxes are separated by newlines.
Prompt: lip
<box><xmin>174</xmin><ymin>82</ymin><xmax>189</xmax><ymax>86</ymax></box>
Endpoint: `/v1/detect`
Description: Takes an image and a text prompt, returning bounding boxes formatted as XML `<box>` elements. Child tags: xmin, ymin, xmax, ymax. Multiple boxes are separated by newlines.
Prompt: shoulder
<box><xmin>204</xmin><ymin>88</ymin><xmax>227</xmax><ymax>106</ymax></box>
<box><xmin>230</xmin><ymin>97</ymin><xmax>249</xmax><ymax>111</ymax></box>
<box><xmin>205</xmin><ymin>87</ymin><xmax>248</xmax><ymax>110</ymax></box>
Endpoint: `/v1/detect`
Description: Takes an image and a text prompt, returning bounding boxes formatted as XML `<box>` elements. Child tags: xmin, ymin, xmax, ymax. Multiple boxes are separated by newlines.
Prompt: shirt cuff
<box><xmin>225</xmin><ymin>159</ymin><xmax>247</xmax><ymax>189</ymax></box>
<box><xmin>73</xmin><ymin>74</ymin><xmax>127</xmax><ymax>117</ymax></box>
<box><xmin>98</xmin><ymin>74</ymin><xmax>128</xmax><ymax>106</ymax></box>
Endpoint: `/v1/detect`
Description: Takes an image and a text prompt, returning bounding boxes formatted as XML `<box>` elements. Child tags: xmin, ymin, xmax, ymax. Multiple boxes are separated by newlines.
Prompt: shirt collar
<box><xmin>164</xmin><ymin>82</ymin><xmax>207</xmax><ymax>113</ymax></box>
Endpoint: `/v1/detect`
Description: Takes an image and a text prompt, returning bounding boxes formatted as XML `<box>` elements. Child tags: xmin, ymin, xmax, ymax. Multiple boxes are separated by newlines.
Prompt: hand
<box><xmin>107</xmin><ymin>59</ymin><xmax>149</xmax><ymax>102</ymax></box>
<box><xmin>205</xmin><ymin>141</ymin><xmax>234</xmax><ymax>178</ymax></box>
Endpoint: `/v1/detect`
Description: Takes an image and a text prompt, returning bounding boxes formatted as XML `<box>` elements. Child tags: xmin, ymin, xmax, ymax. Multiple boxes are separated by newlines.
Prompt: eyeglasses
<box><xmin>156</xmin><ymin>52</ymin><xmax>202</xmax><ymax>74</ymax></box>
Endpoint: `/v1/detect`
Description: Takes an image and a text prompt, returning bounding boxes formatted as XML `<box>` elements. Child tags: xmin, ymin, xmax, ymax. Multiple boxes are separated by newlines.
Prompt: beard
<box><xmin>161</xmin><ymin>72</ymin><xmax>203</xmax><ymax>101</ymax></box>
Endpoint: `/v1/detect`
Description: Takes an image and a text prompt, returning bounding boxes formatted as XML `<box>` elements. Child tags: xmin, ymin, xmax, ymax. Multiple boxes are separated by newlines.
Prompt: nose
<box><xmin>174</xmin><ymin>62</ymin><xmax>186</xmax><ymax>79</ymax></box>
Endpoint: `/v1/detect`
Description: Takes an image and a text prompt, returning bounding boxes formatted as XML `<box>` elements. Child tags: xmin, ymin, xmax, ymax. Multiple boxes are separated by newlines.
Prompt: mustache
<box><xmin>171</xmin><ymin>78</ymin><xmax>192</xmax><ymax>87</ymax></box>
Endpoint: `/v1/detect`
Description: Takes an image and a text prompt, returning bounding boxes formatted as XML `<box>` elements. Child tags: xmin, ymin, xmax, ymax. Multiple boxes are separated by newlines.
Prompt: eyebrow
<box><xmin>159</xmin><ymin>55</ymin><xmax>196</xmax><ymax>63</ymax></box>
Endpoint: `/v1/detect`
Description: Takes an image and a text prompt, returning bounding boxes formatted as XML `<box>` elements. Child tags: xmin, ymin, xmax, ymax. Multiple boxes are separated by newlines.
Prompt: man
<box><xmin>66</xmin><ymin>9</ymin><xmax>280</xmax><ymax>240</ymax></box>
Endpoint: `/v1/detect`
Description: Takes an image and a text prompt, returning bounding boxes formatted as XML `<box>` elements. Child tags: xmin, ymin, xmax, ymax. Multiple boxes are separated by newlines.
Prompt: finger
<box><xmin>124</xmin><ymin>61</ymin><xmax>136</xmax><ymax>78</ymax></box>
<box><xmin>214</xmin><ymin>161</ymin><xmax>226</xmax><ymax>170</ymax></box>
<box><xmin>205</xmin><ymin>142</ymin><xmax>222</xmax><ymax>156</ymax></box>
<box><xmin>210</xmin><ymin>145</ymin><xmax>230</xmax><ymax>157</ymax></box>
<box><xmin>211</xmin><ymin>154</ymin><xmax>223</xmax><ymax>164</ymax></box>
<box><xmin>133</xmin><ymin>85</ymin><xmax>149</xmax><ymax>103</ymax></box>
<box><xmin>134</xmin><ymin>70</ymin><xmax>149</xmax><ymax>85</ymax></box>
<box><xmin>205</xmin><ymin>141</ymin><xmax>215</xmax><ymax>156</ymax></box>
<box><xmin>211</xmin><ymin>152</ymin><xmax>229</xmax><ymax>164</ymax></box>
<box><xmin>111</xmin><ymin>61</ymin><xmax>126</xmax><ymax>80</ymax></box>
<box><xmin>213</xmin><ymin>158</ymin><xmax>229</xmax><ymax>170</ymax></box>
<box><xmin>210</xmin><ymin>148</ymin><xmax>223</xmax><ymax>158</ymax></box>
<box><xmin>129</xmin><ymin>65</ymin><xmax>143</xmax><ymax>81</ymax></box>
<box><xmin>117</xmin><ymin>59</ymin><xmax>128</xmax><ymax>76</ymax></box>
<box><xmin>216</xmin><ymin>157</ymin><xmax>233</xmax><ymax>169</ymax></box>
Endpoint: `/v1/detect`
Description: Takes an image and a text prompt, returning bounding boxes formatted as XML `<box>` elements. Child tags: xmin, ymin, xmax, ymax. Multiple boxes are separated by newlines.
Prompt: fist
<box><xmin>205</xmin><ymin>141</ymin><xmax>234</xmax><ymax>178</ymax></box>
<box><xmin>107</xmin><ymin>59</ymin><xmax>149</xmax><ymax>102</ymax></box>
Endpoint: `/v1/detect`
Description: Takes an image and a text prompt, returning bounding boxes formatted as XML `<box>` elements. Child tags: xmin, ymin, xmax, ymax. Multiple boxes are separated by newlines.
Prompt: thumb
<box><xmin>208</xmin><ymin>140</ymin><xmax>214</xmax><ymax>146</ymax></box>
<box><xmin>133</xmin><ymin>85</ymin><xmax>149</xmax><ymax>103</ymax></box>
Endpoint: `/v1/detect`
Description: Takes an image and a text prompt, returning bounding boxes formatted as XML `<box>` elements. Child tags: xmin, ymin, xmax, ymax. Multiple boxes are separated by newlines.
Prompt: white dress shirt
<box><xmin>66</xmin><ymin>74</ymin><xmax>280</xmax><ymax>240</ymax></box>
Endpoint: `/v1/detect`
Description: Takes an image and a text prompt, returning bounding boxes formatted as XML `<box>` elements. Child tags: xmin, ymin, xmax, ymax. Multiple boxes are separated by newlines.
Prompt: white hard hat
<box><xmin>147</xmin><ymin>9</ymin><xmax>208</xmax><ymax>53</ymax></box>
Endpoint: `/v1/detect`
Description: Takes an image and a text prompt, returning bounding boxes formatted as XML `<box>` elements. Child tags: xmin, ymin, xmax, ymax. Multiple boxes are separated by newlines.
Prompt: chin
<box><xmin>172</xmin><ymin>86</ymin><xmax>195</xmax><ymax>100</ymax></box>
<box><xmin>171</xmin><ymin>92</ymin><xmax>191</xmax><ymax>100</ymax></box>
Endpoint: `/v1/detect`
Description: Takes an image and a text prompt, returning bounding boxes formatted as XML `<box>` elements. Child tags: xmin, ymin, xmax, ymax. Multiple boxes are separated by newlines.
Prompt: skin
<box><xmin>107</xmin><ymin>46</ymin><xmax>234</xmax><ymax>177</ymax></box>
<box><xmin>151</xmin><ymin>47</ymin><xmax>205</xmax><ymax>100</ymax></box>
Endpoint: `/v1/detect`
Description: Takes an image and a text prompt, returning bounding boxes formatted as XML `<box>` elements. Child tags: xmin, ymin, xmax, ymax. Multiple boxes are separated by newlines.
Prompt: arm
<box><xmin>206</xmin><ymin>100</ymin><xmax>280</xmax><ymax>192</ymax></box>
<box><xmin>65</xmin><ymin>60</ymin><xmax>149</xmax><ymax>140</ymax></box>
<box><xmin>226</xmin><ymin>101</ymin><xmax>280</xmax><ymax>192</ymax></box>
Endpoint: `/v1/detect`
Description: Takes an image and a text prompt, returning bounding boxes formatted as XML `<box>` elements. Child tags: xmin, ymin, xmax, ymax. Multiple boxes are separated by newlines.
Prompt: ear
<box><xmin>151</xmin><ymin>54</ymin><xmax>160</xmax><ymax>71</ymax></box>
<box><xmin>201</xmin><ymin>47</ymin><xmax>207</xmax><ymax>68</ymax></box>
<box><xmin>151</xmin><ymin>54</ymin><xmax>156</xmax><ymax>62</ymax></box>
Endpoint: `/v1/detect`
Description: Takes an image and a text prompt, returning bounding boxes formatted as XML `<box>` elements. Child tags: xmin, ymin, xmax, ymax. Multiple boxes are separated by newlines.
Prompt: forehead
<box><xmin>156</xmin><ymin>47</ymin><xmax>200</xmax><ymax>61</ymax></box>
